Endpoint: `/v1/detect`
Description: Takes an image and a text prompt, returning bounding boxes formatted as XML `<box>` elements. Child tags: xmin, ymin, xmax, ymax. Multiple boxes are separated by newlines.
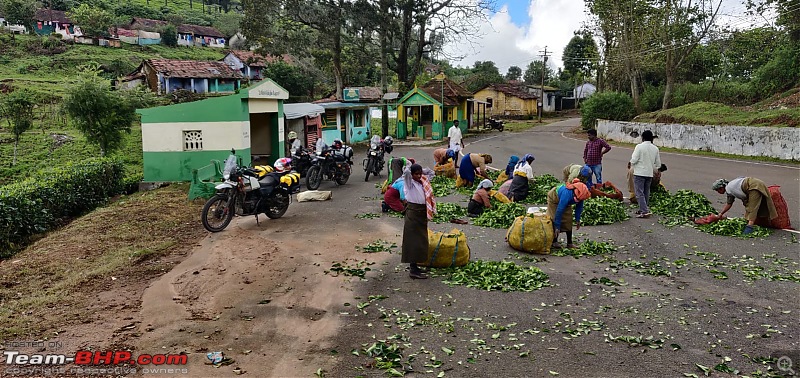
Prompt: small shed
<box><xmin>396</xmin><ymin>73</ymin><xmax>472</xmax><ymax>140</ymax></box>
<box><xmin>316</xmin><ymin>102</ymin><xmax>373</xmax><ymax>145</ymax></box>
<box><xmin>283</xmin><ymin>103</ymin><xmax>325</xmax><ymax>153</ymax></box>
<box><xmin>473</xmin><ymin>83</ymin><xmax>538</xmax><ymax>118</ymax></box>
<box><xmin>137</xmin><ymin>79</ymin><xmax>290</xmax><ymax>182</ymax></box>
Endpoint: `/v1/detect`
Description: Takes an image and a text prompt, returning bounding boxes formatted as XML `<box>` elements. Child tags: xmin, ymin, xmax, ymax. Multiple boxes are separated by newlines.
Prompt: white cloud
<box><xmin>448</xmin><ymin>0</ymin><xmax>588</xmax><ymax>74</ymax></box>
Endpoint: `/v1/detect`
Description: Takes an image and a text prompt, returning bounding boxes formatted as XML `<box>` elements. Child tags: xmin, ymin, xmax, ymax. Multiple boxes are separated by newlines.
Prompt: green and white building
<box><xmin>138</xmin><ymin>79</ymin><xmax>289</xmax><ymax>182</ymax></box>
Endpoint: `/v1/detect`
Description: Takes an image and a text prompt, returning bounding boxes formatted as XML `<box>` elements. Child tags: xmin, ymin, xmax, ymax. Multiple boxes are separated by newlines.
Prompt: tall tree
<box><xmin>655</xmin><ymin>0</ymin><xmax>723</xmax><ymax>109</ymax></box>
<box><xmin>465</xmin><ymin>60</ymin><xmax>503</xmax><ymax>92</ymax></box>
<box><xmin>0</xmin><ymin>0</ymin><xmax>37</xmax><ymax>40</ymax></box>
<box><xmin>1</xmin><ymin>90</ymin><xmax>36</xmax><ymax>166</ymax></box>
<box><xmin>68</xmin><ymin>4</ymin><xmax>114</xmax><ymax>39</ymax></box>
<box><xmin>64</xmin><ymin>67</ymin><xmax>137</xmax><ymax>156</ymax></box>
<box><xmin>523</xmin><ymin>60</ymin><xmax>554</xmax><ymax>86</ymax></box>
<box><xmin>562</xmin><ymin>30</ymin><xmax>600</xmax><ymax>84</ymax></box>
<box><xmin>505</xmin><ymin>66</ymin><xmax>522</xmax><ymax>81</ymax></box>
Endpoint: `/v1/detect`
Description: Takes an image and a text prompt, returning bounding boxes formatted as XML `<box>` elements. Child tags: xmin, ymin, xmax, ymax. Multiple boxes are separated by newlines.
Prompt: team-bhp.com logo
<box><xmin>5</xmin><ymin>350</ymin><xmax>187</xmax><ymax>365</ymax></box>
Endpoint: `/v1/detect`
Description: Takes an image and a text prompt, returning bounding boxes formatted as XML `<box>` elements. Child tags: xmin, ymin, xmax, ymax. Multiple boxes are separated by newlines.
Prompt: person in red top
<box><xmin>583</xmin><ymin>129</ymin><xmax>611</xmax><ymax>186</ymax></box>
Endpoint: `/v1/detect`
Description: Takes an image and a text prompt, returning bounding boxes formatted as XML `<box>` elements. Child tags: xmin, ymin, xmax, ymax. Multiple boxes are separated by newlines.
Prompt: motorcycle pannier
<box><xmin>420</xmin><ymin>228</ymin><xmax>470</xmax><ymax>268</ymax></box>
<box><xmin>506</xmin><ymin>215</ymin><xmax>554</xmax><ymax>255</ymax></box>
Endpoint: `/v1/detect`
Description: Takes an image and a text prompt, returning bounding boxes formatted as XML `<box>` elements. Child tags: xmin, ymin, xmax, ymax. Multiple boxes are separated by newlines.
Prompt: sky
<box><xmin>446</xmin><ymin>0</ymin><xmax>762</xmax><ymax>76</ymax></box>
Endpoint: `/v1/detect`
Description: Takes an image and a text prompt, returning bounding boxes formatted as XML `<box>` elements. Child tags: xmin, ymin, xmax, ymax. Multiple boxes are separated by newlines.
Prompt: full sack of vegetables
<box><xmin>421</xmin><ymin>228</ymin><xmax>471</xmax><ymax>268</ymax></box>
<box><xmin>506</xmin><ymin>214</ymin><xmax>554</xmax><ymax>255</ymax></box>
<box><xmin>434</xmin><ymin>162</ymin><xmax>457</xmax><ymax>179</ymax></box>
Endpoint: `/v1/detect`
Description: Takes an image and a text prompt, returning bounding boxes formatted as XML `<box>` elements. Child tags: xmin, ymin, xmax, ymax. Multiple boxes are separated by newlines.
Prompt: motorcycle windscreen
<box><xmin>222</xmin><ymin>154</ymin><xmax>238</xmax><ymax>179</ymax></box>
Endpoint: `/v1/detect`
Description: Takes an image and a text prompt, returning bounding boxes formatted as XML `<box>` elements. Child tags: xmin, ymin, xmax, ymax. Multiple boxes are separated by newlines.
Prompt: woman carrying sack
<box><xmin>546</xmin><ymin>179</ymin><xmax>591</xmax><ymax>249</ymax></box>
<box><xmin>402</xmin><ymin>164</ymin><xmax>436</xmax><ymax>279</ymax></box>
<box><xmin>467</xmin><ymin>179</ymin><xmax>494</xmax><ymax>217</ymax></box>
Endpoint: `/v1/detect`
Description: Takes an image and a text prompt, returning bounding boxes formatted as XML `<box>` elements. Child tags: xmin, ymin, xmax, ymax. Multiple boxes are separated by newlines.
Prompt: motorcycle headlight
<box><xmin>223</xmin><ymin>172</ymin><xmax>230</xmax><ymax>180</ymax></box>
<box><xmin>370</xmin><ymin>143</ymin><xmax>378</xmax><ymax>150</ymax></box>
<box><xmin>370</xmin><ymin>151</ymin><xmax>377</xmax><ymax>156</ymax></box>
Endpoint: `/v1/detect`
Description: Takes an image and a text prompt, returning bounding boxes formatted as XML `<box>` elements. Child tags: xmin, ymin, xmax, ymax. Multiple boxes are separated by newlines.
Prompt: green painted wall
<box><xmin>143</xmin><ymin>149</ymin><xmax>252</xmax><ymax>182</ymax></box>
<box><xmin>402</xmin><ymin>93</ymin><xmax>439</xmax><ymax>106</ymax></box>
<box><xmin>138</xmin><ymin>93</ymin><xmax>249</xmax><ymax>124</ymax></box>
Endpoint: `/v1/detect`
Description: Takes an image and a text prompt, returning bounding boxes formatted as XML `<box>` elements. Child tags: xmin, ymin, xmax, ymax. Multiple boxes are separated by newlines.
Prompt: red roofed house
<box><xmin>129</xmin><ymin>17</ymin><xmax>226</xmax><ymax>48</ymax></box>
<box><xmin>124</xmin><ymin>59</ymin><xmax>243</xmax><ymax>94</ymax></box>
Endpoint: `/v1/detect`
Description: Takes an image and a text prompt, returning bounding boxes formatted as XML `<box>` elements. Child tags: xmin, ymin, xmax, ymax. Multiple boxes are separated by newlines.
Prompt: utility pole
<box><xmin>538</xmin><ymin>46</ymin><xmax>549</xmax><ymax>123</ymax></box>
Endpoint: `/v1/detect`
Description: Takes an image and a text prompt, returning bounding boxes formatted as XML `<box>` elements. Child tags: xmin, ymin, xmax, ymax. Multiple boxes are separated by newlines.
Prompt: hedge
<box><xmin>0</xmin><ymin>158</ymin><xmax>125</xmax><ymax>256</ymax></box>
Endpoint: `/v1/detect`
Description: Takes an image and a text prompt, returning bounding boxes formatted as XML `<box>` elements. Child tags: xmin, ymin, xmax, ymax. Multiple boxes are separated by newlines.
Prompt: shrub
<box><xmin>580</xmin><ymin>91</ymin><xmax>635</xmax><ymax>130</ymax></box>
<box><xmin>0</xmin><ymin>158</ymin><xmax>125</xmax><ymax>256</ymax></box>
<box><xmin>750</xmin><ymin>46</ymin><xmax>800</xmax><ymax>99</ymax></box>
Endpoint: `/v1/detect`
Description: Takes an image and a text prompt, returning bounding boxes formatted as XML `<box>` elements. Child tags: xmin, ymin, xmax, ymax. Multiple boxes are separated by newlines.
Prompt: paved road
<box><xmin>285</xmin><ymin>118</ymin><xmax>799</xmax><ymax>377</ymax></box>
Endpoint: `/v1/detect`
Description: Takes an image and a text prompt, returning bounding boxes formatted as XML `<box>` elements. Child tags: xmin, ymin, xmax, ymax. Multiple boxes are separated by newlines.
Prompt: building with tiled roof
<box><xmin>128</xmin><ymin>17</ymin><xmax>226</xmax><ymax>48</ymax></box>
<box><xmin>222</xmin><ymin>50</ymin><xmax>293</xmax><ymax>80</ymax></box>
<box><xmin>33</xmin><ymin>9</ymin><xmax>77</xmax><ymax>39</ymax></box>
<box><xmin>473</xmin><ymin>83</ymin><xmax>539</xmax><ymax>118</ymax></box>
<box><xmin>123</xmin><ymin>59</ymin><xmax>243</xmax><ymax>95</ymax></box>
<box><xmin>395</xmin><ymin>73</ymin><xmax>474</xmax><ymax>140</ymax></box>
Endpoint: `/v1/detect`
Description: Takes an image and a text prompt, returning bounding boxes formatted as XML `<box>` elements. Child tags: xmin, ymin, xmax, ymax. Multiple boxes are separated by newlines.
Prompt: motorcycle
<box><xmin>201</xmin><ymin>150</ymin><xmax>300</xmax><ymax>232</ymax></box>
<box><xmin>305</xmin><ymin>145</ymin><xmax>353</xmax><ymax>190</ymax></box>
<box><xmin>363</xmin><ymin>135</ymin><xmax>392</xmax><ymax>182</ymax></box>
<box><xmin>483</xmin><ymin>118</ymin><xmax>505</xmax><ymax>131</ymax></box>
<box><xmin>291</xmin><ymin>147</ymin><xmax>315</xmax><ymax>177</ymax></box>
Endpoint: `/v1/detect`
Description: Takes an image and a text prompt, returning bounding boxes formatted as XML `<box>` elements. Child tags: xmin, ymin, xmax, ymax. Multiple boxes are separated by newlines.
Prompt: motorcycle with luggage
<box><xmin>363</xmin><ymin>135</ymin><xmax>393</xmax><ymax>182</ymax></box>
<box><xmin>201</xmin><ymin>151</ymin><xmax>300</xmax><ymax>232</ymax></box>
<box><xmin>306</xmin><ymin>139</ymin><xmax>353</xmax><ymax>190</ymax></box>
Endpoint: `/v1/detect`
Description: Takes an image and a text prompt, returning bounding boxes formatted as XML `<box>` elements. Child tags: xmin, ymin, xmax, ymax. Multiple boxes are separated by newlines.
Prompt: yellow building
<box><xmin>473</xmin><ymin>84</ymin><xmax>539</xmax><ymax>118</ymax></box>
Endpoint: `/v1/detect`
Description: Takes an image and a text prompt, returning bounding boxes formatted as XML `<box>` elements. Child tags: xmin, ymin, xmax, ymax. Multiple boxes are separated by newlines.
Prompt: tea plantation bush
<box><xmin>580</xmin><ymin>91</ymin><xmax>636</xmax><ymax>130</ymax></box>
<box><xmin>0</xmin><ymin>158</ymin><xmax>124</xmax><ymax>256</ymax></box>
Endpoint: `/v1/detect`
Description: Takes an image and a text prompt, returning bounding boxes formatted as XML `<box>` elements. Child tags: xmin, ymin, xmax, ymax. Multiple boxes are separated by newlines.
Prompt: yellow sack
<box><xmin>455</xmin><ymin>176</ymin><xmax>468</xmax><ymax>188</ymax></box>
<box><xmin>421</xmin><ymin>228</ymin><xmax>470</xmax><ymax>268</ymax></box>
<box><xmin>489</xmin><ymin>190</ymin><xmax>511</xmax><ymax>204</ymax></box>
<box><xmin>380</xmin><ymin>179</ymin><xmax>389</xmax><ymax>194</ymax></box>
<box><xmin>434</xmin><ymin>162</ymin><xmax>456</xmax><ymax>179</ymax></box>
<box><xmin>506</xmin><ymin>215</ymin><xmax>554</xmax><ymax>255</ymax></box>
<box><xmin>497</xmin><ymin>171</ymin><xmax>508</xmax><ymax>183</ymax></box>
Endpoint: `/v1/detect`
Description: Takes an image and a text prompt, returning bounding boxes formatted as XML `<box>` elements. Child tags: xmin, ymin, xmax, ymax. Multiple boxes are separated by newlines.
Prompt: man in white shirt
<box><xmin>629</xmin><ymin>130</ymin><xmax>662</xmax><ymax>218</ymax></box>
<box><xmin>447</xmin><ymin>120</ymin><xmax>463</xmax><ymax>167</ymax></box>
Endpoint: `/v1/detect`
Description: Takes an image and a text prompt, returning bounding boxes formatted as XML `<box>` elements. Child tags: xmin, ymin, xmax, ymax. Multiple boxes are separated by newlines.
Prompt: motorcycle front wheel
<box><xmin>265</xmin><ymin>192</ymin><xmax>290</xmax><ymax>219</ymax></box>
<box><xmin>201</xmin><ymin>194</ymin><xmax>235</xmax><ymax>232</ymax></box>
<box><xmin>336</xmin><ymin>164</ymin><xmax>351</xmax><ymax>185</ymax></box>
<box><xmin>306</xmin><ymin>166</ymin><xmax>322</xmax><ymax>190</ymax></box>
<box><xmin>364</xmin><ymin>157</ymin><xmax>373</xmax><ymax>182</ymax></box>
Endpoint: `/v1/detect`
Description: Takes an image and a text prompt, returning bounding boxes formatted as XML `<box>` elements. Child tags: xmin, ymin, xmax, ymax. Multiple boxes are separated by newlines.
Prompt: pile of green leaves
<box><xmin>436</xmin><ymin>260</ymin><xmax>551</xmax><ymax>292</ymax></box>
<box><xmin>552</xmin><ymin>240</ymin><xmax>617</xmax><ymax>257</ymax></box>
<box><xmin>525</xmin><ymin>174</ymin><xmax>561</xmax><ymax>204</ymax></box>
<box><xmin>696</xmin><ymin>218</ymin><xmax>773</xmax><ymax>238</ymax></box>
<box><xmin>650</xmin><ymin>188</ymin><xmax>716</xmax><ymax>227</ymax></box>
<box><xmin>581</xmin><ymin>197</ymin><xmax>629</xmax><ymax>226</ymax></box>
<box><xmin>430</xmin><ymin>175</ymin><xmax>455</xmax><ymax>197</ymax></box>
<box><xmin>360</xmin><ymin>340</ymin><xmax>405</xmax><ymax>376</ymax></box>
<box><xmin>472</xmin><ymin>202</ymin><xmax>526</xmax><ymax>228</ymax></box>
<box><xmin>356</xmin><ymin>239</ymin><xmax>397</xmax><ymax>253</ymax></box>
<box><xmin>432</xmin><ymin>202</ymin><xmax>467</xmax><ymax>223</ymax></box>
<box><xmin>325</xmin><ymin>260</ymin><xmax>375</xmax><ymax>279</ymax></box>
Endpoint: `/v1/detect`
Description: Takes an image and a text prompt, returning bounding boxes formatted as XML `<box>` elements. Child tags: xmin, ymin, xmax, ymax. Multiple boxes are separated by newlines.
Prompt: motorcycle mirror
<box><xmin>230</xmin><ymin>148</ymin><xmax>236</xmax><ymax>155</ymax></box>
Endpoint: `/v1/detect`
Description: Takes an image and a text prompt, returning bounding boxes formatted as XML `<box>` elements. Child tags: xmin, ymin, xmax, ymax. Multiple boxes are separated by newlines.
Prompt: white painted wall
<box><xmin>597</xmin><ymin>120</ymin><xmax>800</xmax><ymax>160</ymax></box>
<box><xmin>142</xmin><ymin>121</ymin><xmax>248</xmax><ymax>152</ymax></box>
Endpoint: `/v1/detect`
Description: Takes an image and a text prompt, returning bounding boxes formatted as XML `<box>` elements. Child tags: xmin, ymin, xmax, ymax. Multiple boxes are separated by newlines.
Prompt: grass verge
<box><xmin>0</xmin><ymin>183</ymin><xmax>206</xmax><ymax>340</ymax></box>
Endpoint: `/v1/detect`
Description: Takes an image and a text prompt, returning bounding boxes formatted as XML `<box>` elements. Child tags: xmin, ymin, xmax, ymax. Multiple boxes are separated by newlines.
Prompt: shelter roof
<box><xmin>419</xmin><ymin>77</ymin><xmax>472</xmax><ymax>106</ymax></box>
<box><xmin>475</xmin><ymin>83</ymin><xmax>538</xmax><ymax>100</ymax></box>
<box><xmin>145</xmin><ymin>59</ymin><xmax>243</xmax><ymax>79</ymax></box>
<box><xmin>226</xmin><ymin>50</ymin><xmax>291</xmax><ymax>67</ymax></box>
<box><xmin>284</xmin><ymin>103</ymin><xmax>325</xmax><ymax>119</ymax></box>
<box><xmin>317</xmin><ymin>101</ymin><xmax>375</xmax><ymax>109</ymax></box>
<box><xmin>35</xmin><ymin>9</ymin><xmax>71</xmax><ymax>23</ymax></box>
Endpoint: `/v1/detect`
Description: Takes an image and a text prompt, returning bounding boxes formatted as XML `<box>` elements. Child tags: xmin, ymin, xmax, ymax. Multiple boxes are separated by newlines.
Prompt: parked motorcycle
<box><xmin>363</xmin><ymin>135</ymin><xmax>393</xmax><ymax>182</ymax></box>
<box><xmin>201</xmin><ymin>150</ymin><xmax>300</xmax><ymax>232</ymax></box>
<box><xmin>483</xmin><ymin>118</ymin><xmax>505</xmax><ymax>131</ymax></box>
<box><xmin>291</xmin><ymin>147</ymin><xmax>315</xmax><ymax>177</ymax></box>
<box><xmin>306</xmin><ymin>141</ymin><xmax>353</xmax><ymax>190</ymax></box>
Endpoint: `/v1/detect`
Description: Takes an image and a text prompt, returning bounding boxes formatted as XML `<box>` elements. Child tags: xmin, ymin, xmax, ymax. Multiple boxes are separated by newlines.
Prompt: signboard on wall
<box><xmin>343</xmin><ymin>88</ymin><xmax>360</xmax><ymax>102</ymax></box>
<box><xmin>248</xmin><ymin>79</ymin><xmax>289</xmax><ymax>100</ymax></box>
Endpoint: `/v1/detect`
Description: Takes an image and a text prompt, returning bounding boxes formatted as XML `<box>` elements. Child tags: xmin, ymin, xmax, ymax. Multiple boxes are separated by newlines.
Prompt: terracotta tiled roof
<box><xmin>114</xmin><ymin>28</ymin><xmax>137</xmax><ymax>37</ymax></box>
<box><xmin>343</xmin><ymin>86</ymin><xmax>382</xmax><ymax>101</ymax></box>
<box><xmin>146</xmin><ymin>59</ymin><xmax>243</xmax><ymax>79</ymax></box>
<box><xmin>477</xmin><ymin>83</ymin><xmax>538</xmax><ymax>100</ymax></box>
<box><xmin>129</xmin><ymin>17</ymin><xmax>224</xmax><ymax>38</ymax></box>
<box><xmin>227</xmin><ymin>50</ymin><xmax>286</xmax><ymax>67</ymax></box>
<box><xmin>420</xmin><ymin>77</ymin><xmax>472</xmax><ymax>106</ymax></box>
<box><xmin>35</xmin><ymin>9</ymin><xmax>71</xmax><ymax>23</ymax></box>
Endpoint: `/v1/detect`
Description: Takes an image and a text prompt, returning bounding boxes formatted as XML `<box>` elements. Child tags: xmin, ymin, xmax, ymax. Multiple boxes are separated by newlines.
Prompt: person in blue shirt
<box><xmin>382</xmin><ymin>178</ymin><xmax>406</xmax><ymax>212</ymax></box>
<box><xmin>546</xmin><ymin>179</ymin><xmax>591</xmax><ymax>249</ymax></box>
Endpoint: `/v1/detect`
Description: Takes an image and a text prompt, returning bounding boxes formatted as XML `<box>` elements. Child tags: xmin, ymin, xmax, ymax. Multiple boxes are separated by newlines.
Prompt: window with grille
<box><xmin>183</xmin><ymin>130</ymin><xmax>203</xmax><ymax>151</ymax></box>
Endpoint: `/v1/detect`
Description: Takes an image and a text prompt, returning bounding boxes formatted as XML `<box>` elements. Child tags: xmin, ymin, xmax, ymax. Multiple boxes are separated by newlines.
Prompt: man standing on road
<box><xmin>447</xmin><ymin>120</ymin><xmax>463</xmax><ymax>168</ymax></box>
<box><xmin>629</xmin><ymin>130</ymin><xmax>661</xmax><ymax>218</ymax></box>
<box><xmin>583</xmin><ymin>129</ymin><xmax>611</xmax><ymax>186</ymax></box>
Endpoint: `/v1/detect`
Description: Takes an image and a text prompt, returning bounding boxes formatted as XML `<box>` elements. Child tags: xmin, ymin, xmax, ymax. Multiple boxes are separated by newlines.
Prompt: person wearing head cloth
<box><xmin>546</xmin><ymin>179</ymin><xmax>591</xmax><ymax>249</ymax></box>
<box><xmin>562</xmin><ymin>164</ymin><xmax>592</xmax><ymax>184</ymax></box>
<box><xmin>467</xmin><ymin>179</ymin><xmax>494</xmax><ymax>217</ymax></box>
<box><xmin>629</xmin><ymin>130</ymin><xmax>662</xmax><ymax>218</ymax></box>
<box><xmin>508</xmin><ymin>154</ymin><xmax>535</xmax><ymax>202</ymax></box>
<box><xmin>401</xmin><ymin>164</ymin><xmax>436</xmax><ymax>279</ymax></box>
<box><xmin>712</xmin><ymin>177</ymin><xmax>778</xmax><ymax>234</ymax></box>
<box><xmin>433</xmin><ymin>148</ymin><xmax>456</xmax><ymax>166</ymax></box>
<box><xmin>504</xmin><ymin>156</ymin><xmax>520</xmax><ymax>177</ymax></box>
<box><xmin>458</xmin><ymin>153</ymin><xmax>493</xmax><ymax>187</ymax></box>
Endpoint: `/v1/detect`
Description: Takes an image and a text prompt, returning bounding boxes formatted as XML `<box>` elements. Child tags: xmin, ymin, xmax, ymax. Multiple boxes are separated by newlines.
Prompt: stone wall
<box><xmin>597</xmin><ymin>120</ymin><xmax>800</xmax><ymax>161</ymax></box>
